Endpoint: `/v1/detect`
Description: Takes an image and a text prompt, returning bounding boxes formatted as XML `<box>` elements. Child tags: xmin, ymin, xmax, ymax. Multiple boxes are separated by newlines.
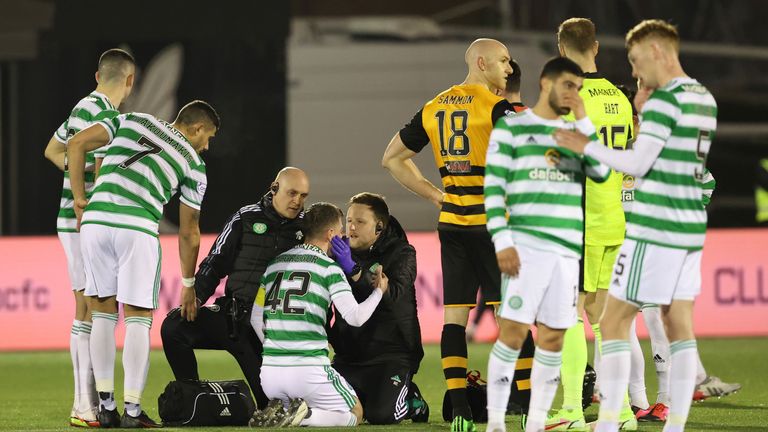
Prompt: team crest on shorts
<box><xmin>390</xmin><ymin>375</ymin><xmax>402</xmax><ymax>386</ymax></box>
<box><xmin>508</xmin><ymin>295</ymin><xmax>523</xmax><ymax>310</ymax></box>
<box><xmin>252</xmin><ymin>223</ymin><xmax>268</xmax><ymax>234</ymax></box>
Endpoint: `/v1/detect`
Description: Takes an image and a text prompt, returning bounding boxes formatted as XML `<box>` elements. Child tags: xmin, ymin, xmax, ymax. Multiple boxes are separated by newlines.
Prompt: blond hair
<box><xmin>625</xmin><ymin>19</ymin><xmax>679</xmax><ymax>51</ymax></box>
<box><xmin>557</xmin><ymin>18</ymin><xmax>596</xmax><ymax>53</ymax></box>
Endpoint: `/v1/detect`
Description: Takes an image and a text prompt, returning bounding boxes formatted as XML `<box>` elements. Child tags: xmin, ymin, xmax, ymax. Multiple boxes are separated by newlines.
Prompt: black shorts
<box><xmin>333</xmin><ymin>360</ymin><xmax>412</xmax><ymax>425</ymax></box>
<box><xmin>439</xmin><ymin>228</ymin><xmax>501</xmax><ymax>307</ymax></box>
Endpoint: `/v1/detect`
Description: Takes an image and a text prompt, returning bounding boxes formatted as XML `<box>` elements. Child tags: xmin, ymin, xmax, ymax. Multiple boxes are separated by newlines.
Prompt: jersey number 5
<box><xmin>694</xmin><ymin>130</ymin><xmax>712</xmax><ymax>181</ymax></box>
<box><xmin>265</xmin><ymin>271</ymin><xmax>310</xmax><ymax>315</ymax></box>
<box><xmin>435</xmin><ymin>110</ymin><xmax>470</xmax><ymax>156</ymax></box>
<box><xmin>119</xmin><ymin>136</ymin><xmax>163</xmax><ymax>169</ymax></box>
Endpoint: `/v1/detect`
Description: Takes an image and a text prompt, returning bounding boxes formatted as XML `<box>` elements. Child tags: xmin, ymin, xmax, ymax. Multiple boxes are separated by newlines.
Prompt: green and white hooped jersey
<box><xmin>628</xmin><ymin>77</ymin><xmax>717</xmax><ymax>250</ymax></box>
<box><xmin>81</xmin><ymin>113</ymin><xmax>207</xmax><ymax>236</ymax></box>
<box><xmin>484</xmin><ymin>110</ymin><xmax>610</xmax><ymax>259</ymax></box>
<box><xmin>259</xmin><ymin>244</ymin><xmax>351</xmax><ymax>367</ymax></box>
<box><xmin>53</xmin><ymin>92</ymin><xmax>119</xmax><ymax>232</ymax></box>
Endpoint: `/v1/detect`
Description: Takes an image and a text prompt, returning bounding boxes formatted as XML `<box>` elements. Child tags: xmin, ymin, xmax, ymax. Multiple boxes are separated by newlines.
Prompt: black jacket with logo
<box><xmin>194</xmin><ymin>193</ymin><xmax>304</xmax><ymax>310</ymax></box>
<box><xmin>329</xmin><ymin>216</ymin><xmax>424</xmax><ymax>374</ymax></box>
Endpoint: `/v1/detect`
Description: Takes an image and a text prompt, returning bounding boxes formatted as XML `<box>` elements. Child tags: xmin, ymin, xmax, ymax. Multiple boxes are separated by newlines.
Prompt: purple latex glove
<box><xmin>330</xmin><ymin>236</ymin><xmax>357</xmax><ymax>275</ymax></box>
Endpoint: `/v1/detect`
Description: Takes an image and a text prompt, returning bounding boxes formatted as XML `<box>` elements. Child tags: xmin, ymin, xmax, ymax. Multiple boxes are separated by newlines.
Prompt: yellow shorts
<box><xmin>583</xmin><ymin>244</ymin><xmax>621</xmax><ymax>292</ymax></box>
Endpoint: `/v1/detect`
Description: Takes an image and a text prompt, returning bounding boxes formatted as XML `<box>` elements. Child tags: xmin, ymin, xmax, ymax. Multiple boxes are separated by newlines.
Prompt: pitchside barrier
<box><xmin>1</xmin><ymin>229</ymin><xmax>766</xmax><ymax>351</ymax></box>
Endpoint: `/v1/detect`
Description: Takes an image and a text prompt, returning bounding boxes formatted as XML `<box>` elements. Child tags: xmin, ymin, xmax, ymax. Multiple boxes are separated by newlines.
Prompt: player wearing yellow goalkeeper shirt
<box><xmin>546</xmin><ymin>18</ymin><xmax>637</xmax><ymax>431</ymax></box>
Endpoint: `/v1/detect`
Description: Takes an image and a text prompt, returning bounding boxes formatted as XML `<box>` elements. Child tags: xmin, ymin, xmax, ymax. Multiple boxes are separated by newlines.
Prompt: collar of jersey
<box><xmin>298</xmin><ymin>243</ymin><xmax>328</xmax><ymax>256</ymax></box>
<box><xmin>90</xmin><ymin>91</ymin><xmax>116</xmax><ymax>110</ymax></box>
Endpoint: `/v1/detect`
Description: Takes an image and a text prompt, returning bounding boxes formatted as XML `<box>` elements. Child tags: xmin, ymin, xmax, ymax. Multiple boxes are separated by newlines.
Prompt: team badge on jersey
<box><xmin>545</xmin><ymin>149</ymin><xmax>561</xmax><ymax>166</ymax></box>
<box><xmin>508</xmin><ymin>295</ymin><xmax>523</xmax><ymax>310</ymax></box>
<box><xmin>253</xmin><ymin>223</ymin><xmax>268</xmax><ymax>234</ymax></box>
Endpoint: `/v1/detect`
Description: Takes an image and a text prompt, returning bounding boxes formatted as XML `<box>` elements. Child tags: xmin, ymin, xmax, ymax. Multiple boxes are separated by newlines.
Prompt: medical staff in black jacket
<box><xmin>329</xmin><ymin>192</ymin><xmax>428</xmax><ymax>424</ymax></box>
<box><xmin>160</xmin><ymin>167</ymin><xmax>309</xmax><ymax>408</ymax></box>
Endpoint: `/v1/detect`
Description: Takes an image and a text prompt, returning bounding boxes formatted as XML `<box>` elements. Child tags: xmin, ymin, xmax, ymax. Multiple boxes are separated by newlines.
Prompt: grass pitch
<box><xmin>1</xmin><ymin>338</ymin><xmax>765</xmax><ymax>431</ymax></box>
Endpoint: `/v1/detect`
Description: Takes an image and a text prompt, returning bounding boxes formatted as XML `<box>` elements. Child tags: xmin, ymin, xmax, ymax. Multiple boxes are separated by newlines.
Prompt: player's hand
<box><xmin>562</xmin><ymin>92</ymin><xmax>587</xmax><ymax>120</ymax></box>
<box><xmin>373</xmin><ymin>265</ymin><xmax>389</xmax><ymax>295</ymax></box>
<box><xmin>74</xmin><ymin>198</ymin><xmax>87</xmax><ymax>231</ymax></box>
<box><xmin>330</xmin><ymin>236</ymin><xmax>357</xmax><ymax>276</ymax></box>
<box><xmin>496</xmin><ymin>247</ymin><xmax>521</xmax><ymax>277</ymax></box>
<box><xmin>430</xmin><ymin>191</ymin><xmax>445</xmax><ymax>209</ymax></box>
<box><xmin>554</xmin><ymin>129</ymin><xmax>590</xmax><ymax>154</ymax></box>
<box><xmin>180</xmin><ymin>286</ymin><xmax>199</xmax><ymax>322</ymax></box>
<box><xmin>634</xmin><ymin>83</ymin><xmax>653</xmax><ymax>113</ymax></box>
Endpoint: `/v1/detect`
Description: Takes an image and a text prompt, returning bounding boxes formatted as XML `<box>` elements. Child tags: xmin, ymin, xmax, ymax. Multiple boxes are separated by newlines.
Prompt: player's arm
<box><xmin>555</xmin><ymin>91</ymin><xmax>676</xmax><ymax>177</ymax></box>
<box><xmin>484</xmin><ymin>124</ymin><xmax>520</xmax><ymax>276</ymax></box>
<box><xmin>382</xmin><ymin>109</ymin><xmax>444</xmax><ymax>208</ymax></box>
<box><xmin>331</xmin><ymin>265</ymin><xmax>388</xmax><ymax>327</ymax></box>
<box><xmin>178</xmin><ymin>203</ymin><xmax>202</xmax><ymax>321</ymax></box>
<box><xmin>700</xmin><ymin>169</ymin><xmax>716</xmax><ymax>207</ymax></box>
<box><xmin>250</xmin><ymin>280</ymin><xmax>267</xmax><ymax>343</ymax></box>
<box><xmin>44</xmin><ymin>121</ymin><xmax>69</xmax><ymax>171</ymax></box>
<box><xmin>195</xmin><ymin>211</ymin><xmax>242</xmax><ymax>304</ymax></box>
<box><xmin>380</xmin><ymin>246</ymin><xmax>416</xmax><ymax>304</ymax></box>
<box><xmin>572</xmin><ymin>118</ymin><xmax>611</xmax><ymax>184</ymax></box>
<box><xmin>67</xmin><ymin>123</ymin><xmax>112</xmax><ymax>225</ymax></box>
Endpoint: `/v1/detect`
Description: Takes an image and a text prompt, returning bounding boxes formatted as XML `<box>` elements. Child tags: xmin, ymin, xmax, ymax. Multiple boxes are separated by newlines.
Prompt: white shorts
<box><xmin>261</xmin><ymin>364</ymin><xmax>357</xmax><ymax>412</ymax></box>
<box><xmin>497</xmin><ymin>245</ymin><xmax>579</xmax><ymax>330</ymax></box>
<box><xmin>80</xmin><ymin>224</ymin><xmax>162</xmax><ymax>309</ymax></box>
<box><xmin>609</xmin><ymin>238</ymin><xmax>701</xmax><ymax>307</ymax></box>
<box><xmin>58</xmin><ymin>232</ymin><xmax>86</xmax><ymax>291</ymax></box>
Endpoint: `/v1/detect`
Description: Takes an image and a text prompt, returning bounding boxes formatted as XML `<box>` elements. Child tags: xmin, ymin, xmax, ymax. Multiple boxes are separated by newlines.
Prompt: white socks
<box><xmin>695</xmin><ymin>351</ymin><xmax>707</xmax><ymax>385</ymax></box>
<box><xmin>301</xmin><ymin>409</ymin><xmax>358</xmax><ymax>427</ymax></box>
<box><xmin>91</xmin><ymin>312</ymin><xmax>118</xmax><ymax>410</ymax></box>
<box><xmin>486</xmin><ymin>341</ymin><xmax>520</xmax><ymax>430</ymax></box>
<box><xmin>123</xmin><ymin>316</ymin><xmax>153</xmax><ymax>415</ymax></box>
<box><xmin>595</xmin><ymin>340</ymin><xmax>631</xmax><ymax>432</ymax></box>
<box><xmin>70</xmin><ymin>320</ymin><xmax>80</xmax><ymax>414</ymax></box>
<box><xmin>76</xmin><ymin>321</ymin><xmax>96</xmax><ymax>413</ymax></box>
<box><xmin>643</xmin><ymin>306</ymin><xmax>670</xmax><ymax>405</ymax></box>
<box><xmin>525</xmin><ymin>348</ymin><xmax>562</xmax><ymax>432</ymax></box>
<box><xmin>628</xmin><ymin>318</ymin><xmax>649</xmax><ymax>409</ymax></box>
<box><xmin>665</xmin><ymin>340</ymin><xmax>698</xmax><ymax>430</ymax></box>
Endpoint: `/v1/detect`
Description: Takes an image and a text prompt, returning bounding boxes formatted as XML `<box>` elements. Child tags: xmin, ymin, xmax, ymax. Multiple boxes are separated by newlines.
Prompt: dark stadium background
<box><xmin>1</xmin><ymin>0</ymin><xmax>767</xmax><ymax>235</ymax></box>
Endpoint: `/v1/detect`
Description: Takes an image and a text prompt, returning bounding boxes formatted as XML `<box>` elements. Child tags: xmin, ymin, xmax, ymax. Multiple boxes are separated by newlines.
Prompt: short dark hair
<box><xmin>625</xmin><ymin>19</ymin><xmax>679</xmax><ymax>51</ymax></box>
<box><xmin>97</xmin><ymin>48</ymin><xmax>135</xmax><ymax>82</ymax></box>
<box><xmin>302</xmin><ymin>202</ymin><xmax>343</xmax><ymax>240</ymax></box>
<box><xmin>349</xmin><ymin>192</ymin><xmax>390</xmax><ymax>230</ymax></box>
<box><xmin>175</xmin><ymin>100</ymin><xmax>221</xmax><ymax>130</ymax></box>
<box><xmin>558</xmin><ymin>18</ymin><xmax>596</xmax><ymax>53</ymax></box>
<box><xmin>540</xmin><ymin>56</ymin><xmax>584</xmax><ymax>81</ymax></box>
<box><xmin>505</xmin><ymin>59</ymin><xmax>523</xmax><ymax>93</ymax></box>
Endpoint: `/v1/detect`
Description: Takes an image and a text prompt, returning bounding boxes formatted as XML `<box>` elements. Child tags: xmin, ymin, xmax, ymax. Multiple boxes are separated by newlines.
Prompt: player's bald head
<box><xmin>274</xmin><ymin>166</ymin><xmax>309</xmax><ymax>189</ymax></box>
<box><xmin>465</xmin><ymin>38</ymin><xmax>509</xmax><ymax>68</ymax></box>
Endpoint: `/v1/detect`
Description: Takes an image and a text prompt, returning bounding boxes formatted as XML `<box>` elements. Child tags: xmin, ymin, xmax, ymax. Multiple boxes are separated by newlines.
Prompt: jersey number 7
<box><xmin>119</xmin><ymin>136</ymin><xmax>163</xmax><ymax>169</ymax></box>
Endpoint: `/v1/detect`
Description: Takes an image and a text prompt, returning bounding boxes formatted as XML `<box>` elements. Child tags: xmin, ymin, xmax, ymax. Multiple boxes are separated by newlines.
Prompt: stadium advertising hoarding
<box><xmin>1</xmin><ymin>229</ymin><xmax>766</xmax><ymax>350</ymax></box>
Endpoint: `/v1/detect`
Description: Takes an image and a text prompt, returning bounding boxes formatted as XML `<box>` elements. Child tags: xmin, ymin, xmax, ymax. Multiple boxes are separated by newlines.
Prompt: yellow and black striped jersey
<box><xmin>399</xmin><ymin>84</ymin><xmax>512</xmax><ymax>230</ymax></box>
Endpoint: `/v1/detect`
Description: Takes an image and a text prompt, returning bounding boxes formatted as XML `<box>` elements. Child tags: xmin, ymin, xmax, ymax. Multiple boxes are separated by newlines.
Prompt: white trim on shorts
<box><xmin>608</xmin><ymin>238</ymin><xmax>702</xmax><ymax>307</ymax></box>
